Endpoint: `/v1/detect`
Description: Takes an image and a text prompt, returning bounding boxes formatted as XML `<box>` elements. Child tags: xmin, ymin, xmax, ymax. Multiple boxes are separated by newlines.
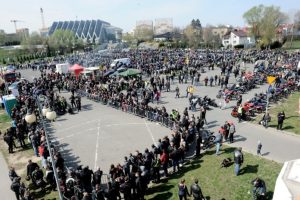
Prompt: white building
<box><xmin>154</xmin><ymin>18</ymin><xmax>173</xmax><ymax>35</ymax></box>
<box><xmin>222</xmin><ymin>30</ymin><xmax>255</xmax><ymax>48</ymax></box>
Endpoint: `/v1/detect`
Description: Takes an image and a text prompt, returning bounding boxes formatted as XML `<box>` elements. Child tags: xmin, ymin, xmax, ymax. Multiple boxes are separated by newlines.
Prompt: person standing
<box><xmin>160</xmin><ymin>149</ymin><xmax>169</xmax><ymax>178</ymax></box>
<box><xmin>175</xmin><ymin>86</ymin><xmax>180</xmax><ymax>98</ymax></box>
<box><xmin>190</xmin><ymin>178</ymin><xmax>205</xmax><ymax>200</ymax></box>
<box><xmin>234</xmin><ymin>147</ymin><xmax>244</xmax><ymax>176</ymax></box>
<box><xmin>178</xmin><ymin>179</ymin><xmax>190</xmax><ymax>200</ymax></box>
<box><xmin>200</xmin><ymin>107</ymin><xmax>207</xmax><ymax>125</ymax></box>
<box><xmin>228</xmin><ymin>123</ymin><xmax>235</xmax><ymax>143</ymax></box>
<box><xmin>277</xmin><ymin>111</ymin><xmax>285</xmax><ymax>130</ymax></box>
<box><xmin>214</xmin><ymin>131</ymin><xmax>223</xmax><ymax>155</ymax></box>
<box><xmin>10</xmin><ymin>177</ymin><xmax>21</xmax><ymax>200</ymax></box>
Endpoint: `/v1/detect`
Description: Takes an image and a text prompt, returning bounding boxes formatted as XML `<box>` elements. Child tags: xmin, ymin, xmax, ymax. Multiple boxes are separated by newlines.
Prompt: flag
<box><xmin>267</xmin><ymin>76</ymin><xmax>276</xmax><ymax>84</ymax></box>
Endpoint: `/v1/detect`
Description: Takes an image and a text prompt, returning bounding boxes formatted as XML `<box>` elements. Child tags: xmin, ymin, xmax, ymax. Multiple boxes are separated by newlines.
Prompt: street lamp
<box><xmin>46</xmin><ymin>110</ymin><xmax>57</xmax><ymax>121</ymax></box>
<box><xmin>42</xmin><ymin>107</ymin><xmax>50</xmax><ymax>117</ymax></box>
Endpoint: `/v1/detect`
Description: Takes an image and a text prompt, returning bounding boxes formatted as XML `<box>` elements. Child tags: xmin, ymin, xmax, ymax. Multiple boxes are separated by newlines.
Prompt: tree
<box><xmin>202</xmin><ymin>26</ymin><xmax>221</xmax><ymax>48</ymax></box>
<box><xmin>0</xmin><ymin>32</ymin><xmax>7</xmax><ymax>46</ymax></box>
<box><xmin>21</xmin><ymin>32</ymin><xmax>44</xmax><ymax>53</ymax></box>
<box><xmin>243</xmin><ymin>5</ymin><xmax>288</xmax><ymax>47</ymax></box>
<box><xmin>48</xmin><ymin>29</ymin><xmax>78</xmax><ymax>54</ymax></box>
<box><xmin>134</xmin><ymin>28</ymin><xmax>154</xmax><ymax>42</ymax></box>
<box><xmin>294</xmin><ymin>11</ymin><xmax>300</xmax><ymax>33</ymax></box>
<box><xmin>184</xmin><ymin>19</ymin><xmax>203</xmax><ymax>48</ymax></box>
<box><xmin>122</xmin><ymin>32</ymin><xmax>135</xmax><ymax>45</ymax></box>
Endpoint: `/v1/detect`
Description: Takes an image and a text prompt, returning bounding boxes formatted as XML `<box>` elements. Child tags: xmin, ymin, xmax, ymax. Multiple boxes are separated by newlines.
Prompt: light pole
<box><xmin>34</xmin><ymin>96</ymin><xmax>62</xmax><ymax>199</ymax></box>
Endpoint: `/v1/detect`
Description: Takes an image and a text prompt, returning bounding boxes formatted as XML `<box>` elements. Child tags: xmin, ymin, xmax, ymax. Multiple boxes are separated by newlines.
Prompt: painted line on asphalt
<box><xmin>55</xmin><ymin>128</ymin><xmax>97</xmax><ymax>141</ymax></box>
<box><xmin>54</xmin><ymin>119</ymin><xmax>98</xmax><ymax>133</ymax></box>
<box><xmin>144</xmin><ymin>119</ymin><xmax>156</xmax><ymax>145</ymax></box>
<box><xmin>105</xmin><ymin>122</ymin><xmax>152</xmax><ymax>127</ymax></box>
<box><xmin>94</xmin><ymin>120</ymin><xmax>101</xmax><ymax>171</ymax></box>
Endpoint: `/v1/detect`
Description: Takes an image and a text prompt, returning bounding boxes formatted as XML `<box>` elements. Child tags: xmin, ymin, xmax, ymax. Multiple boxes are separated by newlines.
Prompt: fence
<box><xmin>76</xmin><ymin>90</ymin><xmax>177</xmax><ymax>130</ymax></box>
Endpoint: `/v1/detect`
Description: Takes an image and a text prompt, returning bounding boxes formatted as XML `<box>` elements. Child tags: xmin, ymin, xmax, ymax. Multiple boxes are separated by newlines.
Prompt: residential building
<box><xmin>212</xmin><ymin>26</ymin><xmax>231</xmax><ymax>39</ymax></box>
<box><xmin>222</xmin><ymin>29</ymin><xmax>255</xmax><ymax>48</ymax></box>
<box><xmin>154</xmin><ymin>18</ymin><xmax>173</xmax><ymax>35</ymax></box>
<box><xmin>16</xmin><ymin>28</ymin><xmax>29</xmax><ymax>38</ymax></box>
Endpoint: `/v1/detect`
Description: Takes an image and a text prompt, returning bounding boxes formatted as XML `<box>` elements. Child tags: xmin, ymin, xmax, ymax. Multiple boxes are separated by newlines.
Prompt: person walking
<box><xmin>190</xmin><ymin>178</ymin><xmax>205</xmax><ymax>200</ymax></box>
<box><xmin>277</xmin><ymin>111</ymin><xmax>285</xmax><ymax>130</ymax></box>
<box><xmin>257</xmin><ymin>141</ymin><xmax>262</xmax><ymax>156</ymax></box>
<box><xmin>178</xmin><ymin>179</ymin><xmax>190</xmax><ymax>200</ymax></box>
<box><xmin>234</xmin><ymin>147</ymin><xmax>244</xmax><ymax>176</ymax></box>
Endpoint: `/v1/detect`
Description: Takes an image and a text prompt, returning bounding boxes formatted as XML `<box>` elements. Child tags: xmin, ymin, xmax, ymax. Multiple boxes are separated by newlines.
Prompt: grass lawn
<box><xmin>283</xmin><ymin>40</ymin><xmax>300</xmax><ymax>50</ymax></box>
<box><xmin>145</xmin><ymin>146</ymin><xmax>282</xmax><ymax>200</ymax></box>
<box><xmin>0</xmin><ymin>110</ymin><xmax>58</xmax><ymax>200</ymax></box>
<box><xmin>255</xmin><ymin>92</ymin><xmax>300</xmax><ymax>135</ymax></box>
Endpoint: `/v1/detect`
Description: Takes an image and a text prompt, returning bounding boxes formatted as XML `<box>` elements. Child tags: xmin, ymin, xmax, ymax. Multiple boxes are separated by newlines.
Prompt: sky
<box><xmin>0</xmin><ymin>0</ymin><xmax>299</xmax><ymax>34</ymax></box>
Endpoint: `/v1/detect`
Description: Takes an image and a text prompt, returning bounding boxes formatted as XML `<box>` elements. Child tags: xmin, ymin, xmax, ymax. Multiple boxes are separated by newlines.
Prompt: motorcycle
<box><xmin>200</xmin><ymin>130</ymin><xmax>215</xmax><ymax>150</ymax></box>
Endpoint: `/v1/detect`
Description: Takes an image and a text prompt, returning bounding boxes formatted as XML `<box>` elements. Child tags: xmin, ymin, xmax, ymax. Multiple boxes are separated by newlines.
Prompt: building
<box><xmin>273</xmin><ymin>159</ymin><xmax>300</xmax><ymax>200</ymax></box>
<box><xmin>39</xmin><ymin>27</ymin><xmax>49</xmax><ymax>37</ymax></box>
<box><xmin>211</xmin><ymin>26</ymin><xmax>232</xmax><ymax>39</ymax></box>
<box><xmin>136</xmin><ymin>20</ymin><xmax>153</xmax><ymax>31</ymax></box>
<box><xmin>154</xmin><ymin>18</ymin><xmax>173</xmax><ymax>35</ymax></box>
<box><xmin>16</xmin><ymin>28</ymin><xmax>29</xmax><ymax>38</ymax></box>
<box><xmin>222</xmin><ymin>29</ymin><xmax>255</xmax><ymax>48</ymax></box>
<box><xmin>48</xmin><ymin>20</ymin><xmax>122</xmax><ymax>44</ymax></box>
<box><xmin>135</xmin><ymin>20</ymin><xmax>153</xmax><ymax>40</ymax></box>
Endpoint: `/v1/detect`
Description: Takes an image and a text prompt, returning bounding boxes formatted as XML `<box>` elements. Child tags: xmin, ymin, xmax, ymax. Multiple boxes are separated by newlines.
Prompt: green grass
<box><xmin>255</xmin><ymin>92</ymin><xmax>300</xmax><ymax>135</ymax></box>
<box><xmin>145</xmin><ymin>146</ymin><xmax>282</xmax><ymax>200</ymax></box>
<box><xmin>283</xmin><ymin>40</ymin><xmax>300</xmax><ymax>50</ymax></box>
<box><xmin>0</xmin><ymin>110</ymin><xmax>58</xmax><ymax>199</ymax></box>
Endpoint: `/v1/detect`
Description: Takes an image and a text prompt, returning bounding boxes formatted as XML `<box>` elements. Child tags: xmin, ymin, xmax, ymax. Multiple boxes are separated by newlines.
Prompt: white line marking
<box><xmin>144</xmin><ymin>119</ymin><xmax>156</xmax><ymax>145</ymax></box>
<box><xmin>105</xmin><ymin>122</ymin><xmax>152</xmax><ymax>127</ymax></box>
<box><xmin>54</xmin><ymin>119</ymin><xmax>98</xmax><ymax>133</ymax></box>
<box><xmin>94</xmin><ymin>120</ymin><xmax>101</xmax><ymax>170</ymax></box>
<box><xmin>55</xmin><ymin>128</ymin><xmax>96</xmax><ymax>141</ymax></box>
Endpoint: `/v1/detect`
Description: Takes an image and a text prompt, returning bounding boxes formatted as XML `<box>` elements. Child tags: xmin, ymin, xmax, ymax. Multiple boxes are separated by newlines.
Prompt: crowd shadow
<box><xmin>81</xmin><ymin>103</ymin><xmax>93</xmax><ymax>111</ymax></box>
<box><xmin>233</xmin><ymin>135</ymin><xmax>247</xmax><ymax>142</ymax></box>
<box><xmin>45</xmin><ymin>123</ymin><xmax>81</xmax><ymax>169</ymax></box>
<box><xmin>240</xmin><ymin>164</ymin><xmax>259</xmax><ymax>175</ymax></box>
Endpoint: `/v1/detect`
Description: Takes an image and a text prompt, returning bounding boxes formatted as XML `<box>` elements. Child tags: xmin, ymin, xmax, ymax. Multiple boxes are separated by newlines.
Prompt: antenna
<box><xmin>40</xmin><ymin>7</ymin><xmax>46</xmax><ymax>29</ymax></box>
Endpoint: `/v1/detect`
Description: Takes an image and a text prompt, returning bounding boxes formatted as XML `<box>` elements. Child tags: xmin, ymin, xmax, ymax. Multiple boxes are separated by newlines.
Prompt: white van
<box><xmin>110</xmin><ymin>58</ymin><xmax>130</xmax><ymax>68</ymax></box>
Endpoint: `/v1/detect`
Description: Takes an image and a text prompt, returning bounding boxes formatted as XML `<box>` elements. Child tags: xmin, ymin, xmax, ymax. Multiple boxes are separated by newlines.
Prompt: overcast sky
<box><xmin>0</xmin><ymin>0</ymin><xmax>298</xmax><ymax>33</ymax></box>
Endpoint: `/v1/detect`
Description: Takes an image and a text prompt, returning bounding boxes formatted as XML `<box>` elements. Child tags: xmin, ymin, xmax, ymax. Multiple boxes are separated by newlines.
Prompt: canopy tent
<box><xmin>69</xmin><ymin>64</ymin><xmax>84</xmax><ymax>79</ymax></box>
<box><xmin>118</xmin><ymin>68</ymin><xmax>141</xmax><ymax>77</ymax></box>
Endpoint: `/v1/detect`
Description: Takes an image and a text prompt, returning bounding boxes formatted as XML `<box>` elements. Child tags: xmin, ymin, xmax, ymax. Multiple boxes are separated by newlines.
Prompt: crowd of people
<box><xmin>2</xmin><ymin>48</ymin><xmax>300</xmax><ymax>200</ymax></box>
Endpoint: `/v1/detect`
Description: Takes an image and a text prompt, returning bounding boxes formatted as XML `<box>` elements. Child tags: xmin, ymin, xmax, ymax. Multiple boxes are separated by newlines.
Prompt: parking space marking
<box><xmin>105</xmin><ymin>122</ymin><xmax>152</xmax><ymax>127</ymax></box>
<box><xmin>144</xmin><ymin>119</ymin><xmax>156</xmax><ymax>145</ymax></box>
<box><xmin>53</xmin><ymin>119</ymin><xmax>98</xmax><ymax>133</ymax></box>
<box><xmin>94</xmin><ymin>120</ymin><xmax>101</xmax><ymax>170</ymax></box>
<box><xmin>54</xmin><ymin>127</ymin><xmax>97</xmax><ymax>141</ymax></box>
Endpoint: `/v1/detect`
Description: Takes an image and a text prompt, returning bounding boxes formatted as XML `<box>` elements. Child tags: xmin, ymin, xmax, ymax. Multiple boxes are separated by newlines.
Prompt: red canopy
<box><xmin>69</xmin><ymin>64</ymin><xmax>84</xmax><ymax>78</ymax></box>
